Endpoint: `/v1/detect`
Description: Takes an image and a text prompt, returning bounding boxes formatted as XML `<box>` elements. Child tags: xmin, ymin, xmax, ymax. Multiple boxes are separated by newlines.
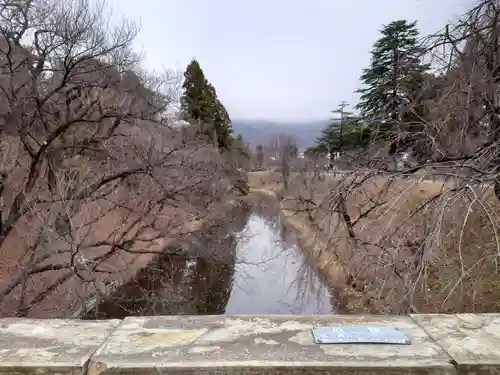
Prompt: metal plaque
<box><xmin>311</xmin><ymin>325</ymin><xmax>411</xmax><ymax>345</ymax></box>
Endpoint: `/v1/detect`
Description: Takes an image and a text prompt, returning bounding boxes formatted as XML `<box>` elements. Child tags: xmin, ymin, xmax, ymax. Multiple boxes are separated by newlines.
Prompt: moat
<box><xmin>85</xmin><ymin>209</ymin><xmax>336</xmax><ymax>318</ymax></box>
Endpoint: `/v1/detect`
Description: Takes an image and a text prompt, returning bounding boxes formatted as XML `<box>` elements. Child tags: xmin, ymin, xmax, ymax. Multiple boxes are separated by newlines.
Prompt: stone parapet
<box><xmin>0</xmin><ymin>314</ymin><xmax>498</xmax><ymax>375</ymax></box>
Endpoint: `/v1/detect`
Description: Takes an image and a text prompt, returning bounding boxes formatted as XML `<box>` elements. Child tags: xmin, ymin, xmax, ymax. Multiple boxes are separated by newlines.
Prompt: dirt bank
<box><xmin>248</xmin><ymin>170</ymin><xmax>500</xmax><ymax>314</ymax></box>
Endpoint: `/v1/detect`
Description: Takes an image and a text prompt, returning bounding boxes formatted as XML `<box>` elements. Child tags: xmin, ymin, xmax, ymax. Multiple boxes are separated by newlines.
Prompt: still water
<box><xmin>85</xmin><ymin>211</ymin><xmax>335</xmax><ymax>318</ymax></box>
<box><xmin>226</xmin><ymin>214</ymin><xmax>334</xmax><ymax>314</ymax></box>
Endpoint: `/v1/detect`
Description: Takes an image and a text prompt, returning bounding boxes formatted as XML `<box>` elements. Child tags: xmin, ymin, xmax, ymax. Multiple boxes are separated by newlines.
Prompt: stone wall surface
<box><xmin>0</xmin><ymin>314</ymin><xmax>498</xmax><ymax>375</ymax></box>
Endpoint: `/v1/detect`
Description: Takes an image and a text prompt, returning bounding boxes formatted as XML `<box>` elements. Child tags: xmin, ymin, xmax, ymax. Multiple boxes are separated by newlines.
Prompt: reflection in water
<box><xmin>84</xmin><ymin>211</ymin><xmax>334</xmax><ymax>318</ymax></box>
<box><xmin>83</xmin><ymin>249</ymin><xmax>237</xmax><ymax>318</ymax></box>
<box><xmin>225</xmin><ymin>214</ymin><xmax>334</xmax><ymax>314</ymax></box>
<box><xmin>193</xmin><ymin>257</ymin><xmax>234</xmax><ymax>314</ymax></box>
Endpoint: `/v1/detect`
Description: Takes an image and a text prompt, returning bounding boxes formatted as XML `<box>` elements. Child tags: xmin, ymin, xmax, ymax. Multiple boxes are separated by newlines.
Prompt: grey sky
<box><xmin>107</xmin><ymin>0</ymin><xmax>474</xmax><ymax>122</ymax></box>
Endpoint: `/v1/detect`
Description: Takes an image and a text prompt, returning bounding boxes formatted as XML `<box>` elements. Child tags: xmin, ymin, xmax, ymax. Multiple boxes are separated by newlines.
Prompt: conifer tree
<box><xmin>180</xmin><ymin>59</ymin><xmax>233</xmax><ymax>150</ymax></box>
<box><xmin>356</xmin><ymin>20</ymin><xmax>429</xmax><ymax>136</ymax></box>
<box><xmin>312</xmin><ymin>102</ymin><xmax>370</xmax><ymax>156</ymax></box>
<box><xmin>204</xmin><ymin>83</ymin><xmax>233</xmax><ymax>150</ymax></box>
<box><xmin>180</xmin><ymin>59</ymin><xmax>209</xmax><ymax>121</ymax></box>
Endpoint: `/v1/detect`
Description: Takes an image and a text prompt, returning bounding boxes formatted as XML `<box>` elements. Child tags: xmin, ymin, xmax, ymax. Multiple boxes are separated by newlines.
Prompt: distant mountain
<box><xmin>231</xmin><ymin>119</ymin><xmax>330</xmax><ymax>149</ymax></box>
<box><xmin>163</xmin><ymin>104</ymin><xmax>330</xmax><ymax>147</ymax></box>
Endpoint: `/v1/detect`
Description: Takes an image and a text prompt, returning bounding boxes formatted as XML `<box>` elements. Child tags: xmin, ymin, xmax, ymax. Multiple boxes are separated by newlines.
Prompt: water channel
<box><xmin>84</xmin><ymin>208</ymin><xmax>336</xmax><ymax>318</ymax></box>
<box><xmin>225</xmin><ymin>214</ymin><xmax>333</xmax><ymax>314</ymax></box>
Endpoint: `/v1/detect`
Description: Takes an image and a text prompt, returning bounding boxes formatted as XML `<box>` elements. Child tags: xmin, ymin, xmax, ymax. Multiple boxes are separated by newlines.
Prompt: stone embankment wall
<box><xmin>0</xmin><ymin>314</ymin><xmax>497</xmax><ymax>375</ymax></box>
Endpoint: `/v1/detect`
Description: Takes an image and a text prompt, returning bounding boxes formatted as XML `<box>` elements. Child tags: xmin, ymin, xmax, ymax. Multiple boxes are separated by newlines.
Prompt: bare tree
<box><xmin>0</xmin><ymin>0</ymin><xmax>235</xmax><ymax>317</ymax></box>
<box><xmin>269</xmin><ymin>0</ymin><xmax>500</xmax><ymax>314</ymax></box>
<box><xmin>278</xmin><ymin>137</ymin><xmax>299</xmax><ymax>191</ymax></box>
<box><xmin>255</xmin><ymin>144</ymin><xmax>264</xmax><ymax>170</ymax></box>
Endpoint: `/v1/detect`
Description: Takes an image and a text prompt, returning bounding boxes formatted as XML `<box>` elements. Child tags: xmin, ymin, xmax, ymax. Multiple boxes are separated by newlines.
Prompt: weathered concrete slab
<box><xmin>0</xmin><ymin>318</ymin><xmax>121</xmax><ymax>375</ymax></box>
<box><xmin>412</xmin><ymin>314</ymin><xmax>500</xmax><ymax>375</ymax></box>
<box><xmin>90</xmin><ymin>315</ymin><xmax>455</xmax><ymax>375</ymax></box>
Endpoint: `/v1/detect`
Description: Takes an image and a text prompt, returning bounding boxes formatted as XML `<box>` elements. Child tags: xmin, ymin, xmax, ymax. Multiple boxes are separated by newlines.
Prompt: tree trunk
<box><xmin>212</xmin><ymin>126</ymin><xmax>218</xmax><ymax>149</ymax></box>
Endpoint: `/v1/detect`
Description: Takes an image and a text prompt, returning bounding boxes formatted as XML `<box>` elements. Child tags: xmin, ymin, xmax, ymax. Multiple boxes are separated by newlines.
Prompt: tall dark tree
<box><xmin>180</xmin><ymin>59</ymin><xmax>209</xmax><ymax>121</ymax></box>
<box><xmin>356</xmin><ymin>20</ymin><xmax>429</xmax><ymax>139</ymax></box>
<box><xmin>332</xmin><ymin>101</ymin><xmax>352</xmax><ymax>155</ymax></box>
<box><xmin>180</xmin><ymin>59</ymin><xmax>233</xmax><ymax>150</ymax></box>
<box><xmin>313</xmin><ymin>119</ymin><xmax>372</xmax><ymax>155</ymax></box>
<box><xmin>205</xmin><ymin>83</ymin><xmax>233</xmax><ymax>150</ymax></box>
<box><xmin>255</xmin><ymin>144</ymin><xmax>264</xmax><ymax>169</ymax></box>
<box><xmin>311</xmin><ymin>102</ymin><xmax>371</xmax><ymax>157</ymax></box>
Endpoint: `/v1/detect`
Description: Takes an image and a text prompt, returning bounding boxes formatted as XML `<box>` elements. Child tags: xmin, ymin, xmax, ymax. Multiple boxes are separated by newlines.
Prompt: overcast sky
<box><xmin>106</xmin><ymin>0</ymin><xmax>474</xmax><ymax>122</ymax></box>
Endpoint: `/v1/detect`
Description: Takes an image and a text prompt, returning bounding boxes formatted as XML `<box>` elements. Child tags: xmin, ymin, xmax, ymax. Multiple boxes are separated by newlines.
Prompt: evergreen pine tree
<box><xmin>180</xmin><ymin>59</ymin><xmax>208</xmax><ymax>121</ymax></box>
<box><xmin>312</xmin><ymin>102</ymin><xmax>370</xmax><ymax>156</ymax></box>
<box><xmin>356</xmin><ymin>20</ymin><xmax>429</xmax><ymax>137</ymax></box>
<box><xmin>205</xmin><ymin>83</ymin><xmax>233</xmax><ymax>150</ymax></box>
<box><xmin>180</xmin><ymin>59</ymin><xmax>233</xmax><ymax>150</ymax></box>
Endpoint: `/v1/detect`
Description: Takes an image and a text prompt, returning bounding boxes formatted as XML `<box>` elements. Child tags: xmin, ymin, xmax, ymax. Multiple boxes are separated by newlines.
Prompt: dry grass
<box><xmin>249</xmin><ymin>171</ymin><xmax>500</xmax><ymax>314</ymax></box>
